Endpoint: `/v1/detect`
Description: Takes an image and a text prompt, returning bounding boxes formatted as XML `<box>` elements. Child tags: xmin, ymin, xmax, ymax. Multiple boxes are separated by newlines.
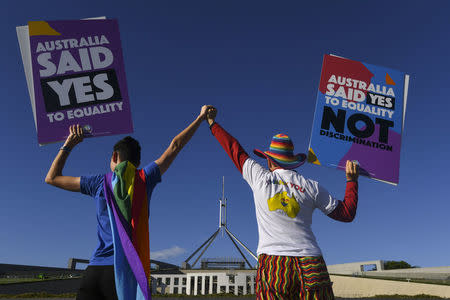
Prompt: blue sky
<box><xmin>1</xmin><ymin>1</ymin><xmax>449</xmax><ymax>269</ymax></box>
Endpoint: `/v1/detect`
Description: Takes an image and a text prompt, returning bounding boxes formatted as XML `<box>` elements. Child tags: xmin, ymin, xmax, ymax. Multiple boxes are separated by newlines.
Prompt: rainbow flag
<box><xmin>104</xmin><ymin>161</ymin><xmax>151</xmax><ymax>300</ymax></box>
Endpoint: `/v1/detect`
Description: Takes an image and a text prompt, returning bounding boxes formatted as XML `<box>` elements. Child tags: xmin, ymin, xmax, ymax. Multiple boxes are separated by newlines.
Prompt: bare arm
<box><xmin>155</xmin><ymin>105</ymin><xmax>213</xmax><ymax>175</ymax></box>
<box><xmin>45</xmin><ymin>125</ymin><xmax>83</xmax><ymax>192</ymax></box>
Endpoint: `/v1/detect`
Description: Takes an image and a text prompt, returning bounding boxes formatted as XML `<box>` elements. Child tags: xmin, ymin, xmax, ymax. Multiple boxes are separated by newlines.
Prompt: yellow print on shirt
<box><xmin>267</xmin><ymin>191</ymin><xmax>300</xmax><ymax>218</ymax></box>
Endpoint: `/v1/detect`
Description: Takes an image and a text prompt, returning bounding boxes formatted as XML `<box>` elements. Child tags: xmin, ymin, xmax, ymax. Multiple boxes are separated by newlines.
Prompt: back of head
<box><xmin>113</xmin><ymin>136</ymin><xmax>141</xmax><ymax>167</ymax></box>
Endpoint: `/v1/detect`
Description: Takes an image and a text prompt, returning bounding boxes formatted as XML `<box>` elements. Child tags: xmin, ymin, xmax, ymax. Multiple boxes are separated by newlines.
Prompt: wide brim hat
<box><xmin>254</xmin><ymin>133</ymin><xmax>306</xmax><ymax>170</ymax></box>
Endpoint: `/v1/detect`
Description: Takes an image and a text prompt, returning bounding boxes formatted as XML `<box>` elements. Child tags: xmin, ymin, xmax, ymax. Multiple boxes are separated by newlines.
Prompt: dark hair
<box><xmin>113</xmin><ymin>136</ymin><xmax>141</xmax><ymax>167</ymax></box>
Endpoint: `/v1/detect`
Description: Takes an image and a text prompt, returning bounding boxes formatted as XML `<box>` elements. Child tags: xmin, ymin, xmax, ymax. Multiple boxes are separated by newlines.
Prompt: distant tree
<box><xmin>384</xmin><ymin>260</ymin><xmax>413</xmax><ymax>270</ymax></box>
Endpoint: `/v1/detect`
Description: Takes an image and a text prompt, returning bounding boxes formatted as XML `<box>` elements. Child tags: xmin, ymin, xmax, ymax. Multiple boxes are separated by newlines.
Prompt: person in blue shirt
<box><xmin>45</xmin><ymin>105</ymin><xmax>214</xmax><ymax>300</ymax></box>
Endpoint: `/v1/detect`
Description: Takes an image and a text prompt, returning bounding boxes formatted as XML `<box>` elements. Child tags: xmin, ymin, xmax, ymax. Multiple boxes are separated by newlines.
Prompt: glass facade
<box><xmin>205</xmin><ymin>276</ymin><xmax>210</xmax><ymax>294</ymax></box>
<box><xmin>212</xmin><ymin>275</ymin><xmax>218</xmax><ymax>294</ymax></box>
<box><xmin>197</xmin><ymin>276</ymin><xmax>202</xmax><ymax>294</ymax></box>
<box><xmin>229</xmin><ymin>286</ymin><xmax>235</xmax><ymax>294</ymax></box>
<box><xmin>238</xmin><ymin>285</ymin><xmax>243</xmax><ymax>295</ymax></box>
<box><xmin>190</xmin><ymin>276</ymin><xmax>195</xmax><ymax>295</ymax></box>
<box><xmin>228</xmin><ymin>275</ymin><xmax>235</xmax><ymax>284</ymax></box>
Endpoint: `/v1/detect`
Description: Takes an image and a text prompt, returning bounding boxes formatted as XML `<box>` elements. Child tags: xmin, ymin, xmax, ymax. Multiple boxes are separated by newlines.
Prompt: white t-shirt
<box><xmin>242</xmin><ymin>158</ymin><xmax>338</xmax><ymax>257</ymax></box>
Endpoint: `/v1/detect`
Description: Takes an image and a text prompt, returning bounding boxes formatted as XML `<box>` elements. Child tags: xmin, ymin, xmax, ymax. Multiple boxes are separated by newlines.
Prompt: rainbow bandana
<box><xmin>103</xmin><ymin>161</ymin><xmax>151</xmax><ymax>300</ymax></box>
<box><xmin>254</xmin><ymin>134</ymin><xmax>306</xmax><ymax>170</ymax></box>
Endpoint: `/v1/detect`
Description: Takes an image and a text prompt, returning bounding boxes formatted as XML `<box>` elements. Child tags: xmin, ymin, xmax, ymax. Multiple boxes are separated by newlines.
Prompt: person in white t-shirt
<box><xmin>206</xmin><ymin>108</ymin><xmax>359</xmax><ymax>300</ymax></box>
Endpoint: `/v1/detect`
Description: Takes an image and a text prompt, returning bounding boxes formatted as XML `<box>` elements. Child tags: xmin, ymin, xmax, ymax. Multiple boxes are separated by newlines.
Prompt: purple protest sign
<box><xmin>28</xmin><ymin>19</ymin><xmax>133</xmax><ymax>144</ymax></box>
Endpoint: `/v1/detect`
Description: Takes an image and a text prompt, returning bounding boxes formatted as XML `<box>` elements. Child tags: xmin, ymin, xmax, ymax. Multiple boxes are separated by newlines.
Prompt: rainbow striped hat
<box><xmin>254</xmin><ymin>134</ymin><xmax>306</xmax><ymax>170</ymax></box>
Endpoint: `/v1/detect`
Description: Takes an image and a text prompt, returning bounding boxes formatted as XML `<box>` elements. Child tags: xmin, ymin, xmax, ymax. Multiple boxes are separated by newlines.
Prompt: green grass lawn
<box><xmin>0</xmin><ymin>292</ymin><xmax>76</xmax><ymax>298</ymax></box>
<box><xmin>0</xmin><ymin>276</ymin><xmax>82</xmax><ymax>285</ymax></box>
<box><xmin>0</xmin><ymin>293</ymin><xmax>445</xmax><ymax>299</ymax></box>
<box><xmin>0</xmin><ymin>278</ymin><xmax>46</xmax><ymax>284</ymax></box>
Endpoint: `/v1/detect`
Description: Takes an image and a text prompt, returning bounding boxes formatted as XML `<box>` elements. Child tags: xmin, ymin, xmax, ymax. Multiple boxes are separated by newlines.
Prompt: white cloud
<box><xmin>151</xmin><ymin>246</ymin><xmax>186</xmax><ymax>260</ymax></box>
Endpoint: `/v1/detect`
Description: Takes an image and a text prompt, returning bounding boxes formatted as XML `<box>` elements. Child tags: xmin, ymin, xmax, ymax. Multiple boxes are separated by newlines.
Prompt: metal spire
<box><xmin>183</xmin><ymin>177</ymin><xmax>257</xmax><ymax>269</ymax></box>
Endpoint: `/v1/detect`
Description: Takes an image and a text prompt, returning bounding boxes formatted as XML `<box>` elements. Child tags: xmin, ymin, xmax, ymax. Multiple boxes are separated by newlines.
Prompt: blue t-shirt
<box><xmin>80</xmin><ymin>162</ymin><xmax>161</xmax><ymax>265</ymax></box>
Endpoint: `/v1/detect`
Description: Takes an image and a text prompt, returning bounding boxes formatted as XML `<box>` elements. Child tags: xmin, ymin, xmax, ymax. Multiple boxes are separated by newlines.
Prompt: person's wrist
<box><xmin>60</xmin><ymin>145</ymin><xmax>72</xmax><ymax>153</ymax></box>
<box><xmin>63</xmin><ymin>140</ymin><xmax>78</xmax><ymax>150</ymax></box>
<box><xmin>208</xmin><ymin>120</ymin><xmax>216</xmax><ymax>129</ymax></box>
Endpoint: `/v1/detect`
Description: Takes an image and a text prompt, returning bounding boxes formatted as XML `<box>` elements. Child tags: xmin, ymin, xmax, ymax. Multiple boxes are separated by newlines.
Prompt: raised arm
<box><xmin>45</xmin><ymin>125</ymin><xmax>83</xmax><ymax>192</ymax></box>
<box><xmin>155</xmin><ymin>105</ymin><xmax>212</xmax><ymax>175</ymax></box>
<box><xmin>207</xmin><ymin>108</ymin><xmax>249</xmax><ymax>174</ymax></box>
<box><xmin>327</xmin><ymin>160</ymin><xmax>359</xmax><ymax>222</ymax></box>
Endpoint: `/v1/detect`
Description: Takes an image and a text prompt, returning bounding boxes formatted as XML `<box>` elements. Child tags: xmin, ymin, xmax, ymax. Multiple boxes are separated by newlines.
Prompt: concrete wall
<box><xmin>327</xmin><ymin>260</ymin><xmax>384</xmax><ymax>275</ymax></box>
<box><xmin>362</xmin><ymin>266</ymin><xmax>450</xmax><ymax>281</ymax></box>
<box><xmin>363</xmin><ymin>273</ymin><xmax>450</xmax><ymax>281</ymax></box>
<box><xmin>368</xmin><ymin>266</ymin><xmax>450</xmax><ymax>274</ymax></box>
<box><xmin>328</xmin><ymin>261</ymin><xmax>450</xmax><ymax>281</ymax></box>
<box><xmin>331</xmin><ymin>275</ymin><xmax>450</xmax><ymax>298</ymax></box>
<box><xmin>366</xmin><ymin>267</ymin><xmax>450</xmax><ymax>276</ymax></box>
